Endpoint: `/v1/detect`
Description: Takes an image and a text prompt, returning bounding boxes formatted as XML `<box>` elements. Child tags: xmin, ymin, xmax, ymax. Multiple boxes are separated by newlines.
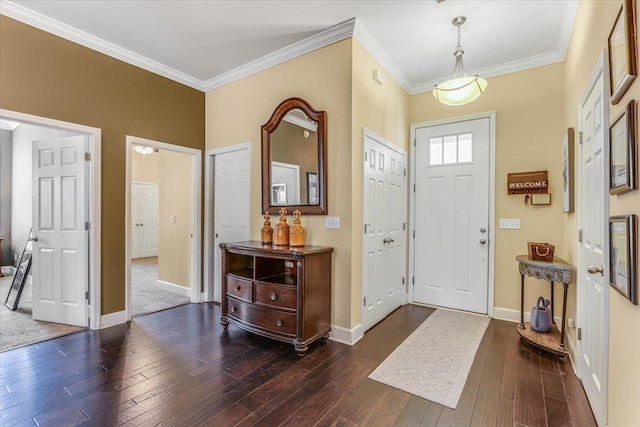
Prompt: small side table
<box><xmin>516</xmin><ymin>255</ymin><xmax>574</xmax><ymax>362</ymax></box>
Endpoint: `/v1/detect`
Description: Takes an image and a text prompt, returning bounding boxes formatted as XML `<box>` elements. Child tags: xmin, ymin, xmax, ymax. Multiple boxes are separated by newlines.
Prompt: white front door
<box><xmin>131</xmin><ymin>183</ymin><xmax>158</xmax><ymax>259</ymax></box>
<box><xmin>32</xmin><ymin>136</ymin><xmax>88</xmax><ymax>327</ymax></box>
<box><xmin>578</xmin><ymin>63</ymin><xmax>608</xmax><ymax>427</ymax></box>
<box><xmin>213</xmin><ymin>148</ymin><xmax>250</xmax><ymax>302</ymax></box>
<box><xmin>362</xmin><ymin>131</ymin><xmax>406</xmax><ymax>331</ymax></box>
<box><xmin>414</xmin><ymin>118</ymin><xmax>490</xmax><ymax>314</ymax></box>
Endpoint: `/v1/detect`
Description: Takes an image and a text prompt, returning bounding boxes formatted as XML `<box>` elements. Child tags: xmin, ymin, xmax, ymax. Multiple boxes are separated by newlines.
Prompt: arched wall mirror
<box><xmin>262</xmin><ymin>97</ymin><xmax>327</xmax><ymax>215</ymax></box>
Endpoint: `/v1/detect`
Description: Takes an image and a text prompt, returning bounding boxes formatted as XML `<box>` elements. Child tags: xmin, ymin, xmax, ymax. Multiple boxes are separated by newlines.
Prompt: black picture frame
<box><xmin>609</xmin><ymin>215</ymin><xmax>637</xmax><ymax>305</ymax></box>
<box><xmin>608</xmin><ymin>0</ymin><xmax>637</xmax><ymax>105</ymax></box>
<box><xmin>609</xmin><ymin>100</ymin><xmax>637</xmax><ymax>194</ymax></box>
<box><xmin>4</xmin><ymin>231</ymin><xmax>34</xmax><ymax>311</ymax></box>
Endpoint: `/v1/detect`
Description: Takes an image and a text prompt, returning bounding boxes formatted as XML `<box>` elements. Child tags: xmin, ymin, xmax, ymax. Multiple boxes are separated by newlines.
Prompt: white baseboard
<box><xmin>101</xmin><ymin>310</ymin><xmax>127</xmax><ymax>329</ymax></box>
<box><xmin>156</xmin><ymin>280</ymin><xmax>191</xmax><ymax>297</ymax></box>
<box><xmin>493</xmin><ymin>307</ymin><xmax>563</xmax><ymax>331</ymax></box>
<box><xmin>330</xmin><ymin>323</ymin><xmax>364</xmax><ymax>346</ymax></box>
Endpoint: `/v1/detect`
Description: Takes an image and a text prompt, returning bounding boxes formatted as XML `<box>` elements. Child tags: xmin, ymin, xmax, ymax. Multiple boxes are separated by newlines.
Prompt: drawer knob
<box><xmin>235</xmin><ymin>285</ymin><xmax>241</xmax><ymax>291</ymax></box>
<box><xmin>276</xmin><ymin>319</ymin><xmax>283</xmax><ymax>327</ymax></box>
<box><xmin>270</xmin><ymin>293</ymin><xmax>278</xmax><ymax>301</ymax></box>
<box><xmin>230</xmin><ymin>306</ymin><xmax>236</xmax><ymax>313</ymax></box>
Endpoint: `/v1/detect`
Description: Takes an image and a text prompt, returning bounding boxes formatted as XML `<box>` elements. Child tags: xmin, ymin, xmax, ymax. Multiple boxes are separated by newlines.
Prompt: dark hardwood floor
<box><xmin>0</xmin><ymin>303</ymin><xmax>596</xmax><ymax>426</ymax></box>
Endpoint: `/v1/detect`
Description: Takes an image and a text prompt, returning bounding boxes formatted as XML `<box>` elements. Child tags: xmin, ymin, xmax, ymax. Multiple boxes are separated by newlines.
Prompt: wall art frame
<box><xmin>562</xmin><ymin>128</ymin><xmax>575</xmax><ymax>212</ymax></box>
<box><xmin>608</xmin><ymin>0</ymin><xmax>637</xmax><ymax>105</ymax></box>
<box><xmin>609</xmin><ymin>214</ymin><xmax>637</xmax><ymax>305</ymax></box>
<box><xmin>609</xmin><ymin>100</ymin><xmax>637</xmax><ymax>194</ymax></box>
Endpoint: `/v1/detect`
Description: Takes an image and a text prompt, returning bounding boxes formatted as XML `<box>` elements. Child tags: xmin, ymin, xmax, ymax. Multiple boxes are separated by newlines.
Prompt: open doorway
<box><xmin>0</xmin><ymin>110</ymin><xmax>101</xmax><ymax>351</ymax></box>
<box><xmin>125</xmin><ymin>136</ymin><xmax>201</xmax><ymax>320</ymax></box>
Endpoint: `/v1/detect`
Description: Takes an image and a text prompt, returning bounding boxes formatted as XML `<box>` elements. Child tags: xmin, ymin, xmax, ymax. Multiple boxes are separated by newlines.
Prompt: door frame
<box><xmin>203</xmin><ymin>142</ymin><xmax>251</xmax><ymax>303</ymax></box>
<box><xmin>0</xmin><ymin>108</ymin><xmax>102</xmax><ymax>329</ymax></box>
<box><xmin>125</xmin><ymin>135</ymin><xmax>202</xmax><ymax>321</ymax></box>
<box><xmin>408</xmin><ymin>112</ymin><xmax>496</xmax><ymax>317</ymax></box>
<box><xmin>360</xmin><ymin>128</ymin><xmax>408</xmax><ymax>331</ymax></box>
<box><xmin>576</xmin><ymin>50</ymin><xmax>609</xmax><ymax>423</ymax></box>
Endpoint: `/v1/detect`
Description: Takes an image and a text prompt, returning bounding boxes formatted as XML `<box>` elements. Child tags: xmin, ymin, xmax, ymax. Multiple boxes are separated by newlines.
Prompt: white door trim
<box><xmin>0</xmin><ymin>108</ymin><xmax>102</xmax><ymax>330</ymax></box>
<box><xmin>409</xmin><ymin>111</ymin><xmax>496</xmax><ymax>317</ymax></box>
<box><xmin>203</xmin><ymin>142</ymin><xmax>251</xmax><ymax>302</ymax></box>
<box><xmin>576</xmin><ymin>50</ymin><xmax>609</xmax><ymax>425</ymax></box>
<box><xmin>125</xmin><ymin>135</ymin><xmax>202</xmax><ymax>321</ymax></box>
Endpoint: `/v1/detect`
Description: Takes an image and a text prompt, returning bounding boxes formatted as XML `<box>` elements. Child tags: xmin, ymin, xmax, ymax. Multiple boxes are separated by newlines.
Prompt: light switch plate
<box><xmin>499</xmin><ymin>218</ymin><xmax>520</xmax><ymax>229</ymax></box>
<box><xmin>325</xmin><ymin>216</ymin><xmax>340</xmax><ymax>229</ymax></box>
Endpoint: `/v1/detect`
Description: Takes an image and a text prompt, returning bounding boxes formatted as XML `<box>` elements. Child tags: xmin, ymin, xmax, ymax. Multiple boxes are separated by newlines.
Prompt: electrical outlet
<box><xmin>499</xmin><ymin>218</ymin><xmax>520</xmax><ymax>229</ymax></box>
<box><xmin>567</xmin><ymin>317</ymin><xmax>575</xmax><ymax>328</ymax></box>
<box><xmin>325</xmin><ymin>216</ymin><xmax>340</xmax><ymax>229</ymax></box>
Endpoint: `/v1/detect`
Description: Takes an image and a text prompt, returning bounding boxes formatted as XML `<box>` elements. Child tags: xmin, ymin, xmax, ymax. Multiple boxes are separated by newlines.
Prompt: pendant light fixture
<box><xmin>433</xmin><ymin>16</ymin><xmax>487</xmax><ymax>106</ymax></box>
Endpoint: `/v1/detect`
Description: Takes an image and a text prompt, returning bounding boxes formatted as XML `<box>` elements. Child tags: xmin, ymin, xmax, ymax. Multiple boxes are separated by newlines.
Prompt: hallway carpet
<box><xmin>131</xmin><ymin>257</ymin><xmax>191</xmax><ymax>317</ymax></box>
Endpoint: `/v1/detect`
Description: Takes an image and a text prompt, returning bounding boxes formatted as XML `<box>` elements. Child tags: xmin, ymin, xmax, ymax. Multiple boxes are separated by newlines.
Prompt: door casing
<box><xmin>1</xmin><ymin>108</ymin><xmax>102</xmax><ymax>329</ymax></box>
<box><xmin>125</xmin><ymin>135</ymin><xmax>202</xmax><ymax>321</ymax></box>
<box><xmin>409</xmin><ymin>112</ymin><xmax>496</xmax><ymax>318</ymax></box>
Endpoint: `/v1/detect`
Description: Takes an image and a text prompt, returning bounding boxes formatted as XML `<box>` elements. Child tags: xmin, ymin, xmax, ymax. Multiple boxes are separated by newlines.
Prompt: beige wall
<box><xmin>351</xmin><ymin>40</ymin><xmax>410</xmax><ymax>326</ymax></box>
<box><xmin>410</xmin><ymin>63</ymin><xmax>567</xmax><ymax>321</ymax></box>
<box><xmin>563</xmin><ymin>1</ymin><xmax>640</xmax><ymax>425</ymax></box>
<box><xmin>158</xmin><ymin>150</ymin><xmax>192</xmax><ymax>288</ymax></box>
<box><xmin>206</xmin><ymin>39</ymin><xmax>354</xmax><ymax>328</ymax></box>
<box><xmin>131</xmin><ymin>150</ymin><xmax>159</xmax><ymax>183</ymax></box>
<box><xmin>0</xmin><ymin>16</ymin><xmax>204</xmax><ymax>314</ymax></box>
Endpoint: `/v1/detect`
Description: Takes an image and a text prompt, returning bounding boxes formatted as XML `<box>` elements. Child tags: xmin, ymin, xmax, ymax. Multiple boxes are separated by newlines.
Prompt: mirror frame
<box><xmin>262</xmin><ymin>97</ymin><xmax>328</xmax><ymax>215</ymax></box>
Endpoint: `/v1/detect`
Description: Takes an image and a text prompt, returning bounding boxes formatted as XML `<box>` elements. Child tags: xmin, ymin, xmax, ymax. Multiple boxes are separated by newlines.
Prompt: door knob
<box><xmin>480</xmin><ymin>239</ymin><xmax>487</xmax><ymax>244</ymax></box>
<box><xmin>587</xmin><ymin>265</ymin><xmax>604</xmax><ymax>275</ymax></box>
<box><xmin>383</xmin><ymin>238</ymin><xmax>390</xmax><ymax>244</ymax></box>
<box><xmin>480</xmin><ymin>228</ymin><xmax>487</xmax><ymax>233</ymax></box>
<box><xmin>28</xmin><ymin>236</ymin><xmax>38</xmax><ymax>242</ymax></box>
<box><xmin>389</xmin><ymin>238</ymin><xmax>395</xmax><ymax>243</ymax></box>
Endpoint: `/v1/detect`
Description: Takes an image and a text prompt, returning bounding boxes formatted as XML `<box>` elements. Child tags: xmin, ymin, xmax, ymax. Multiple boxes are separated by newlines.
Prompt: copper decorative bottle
<box><xmin>274</xmin><ymin>207</ymin><xmax>290</xmax><ymax>246</ymax></box>
<box><xmin>261</xmin><ymin>211</ymin><xmax>273</xmax><ymax>244</ymax></box>
<box><xmin>290</xmin><ymin>209</ymin><xmax>305</xmax><ymax>247</ymax></box>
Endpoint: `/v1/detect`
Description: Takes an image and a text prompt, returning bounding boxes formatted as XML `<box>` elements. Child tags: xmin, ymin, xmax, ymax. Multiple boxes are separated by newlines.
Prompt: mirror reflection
<box><xmin>270</xmin><ymin>109</ymin><xmax>319</xmax><ymax>206</ymax></box>
<box><xmin>262</xmin><ymin>97</ymin><xmax>327</xmax><ymax>215</ymax></box>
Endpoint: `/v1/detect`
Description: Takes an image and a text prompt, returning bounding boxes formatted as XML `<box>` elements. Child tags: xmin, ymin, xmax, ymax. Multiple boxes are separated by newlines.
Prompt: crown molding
<box><xmin>0</xmin><ymin>0</ymin><xmax>206</xmax><ymax>91</ymax></box>
<box><xmin>352</xmin><ymin>19</ymin><xmax>413</xmax><ymax>94</ymax></box>
<box><xmin>202</xmin><ymin>18</ymin><xmax>356</xmax><ymax>92</ymax></box>
<box><xmin>283</xmin><ymin>113</ymin><xmax>318</xmax><ymax>132</ymax></box>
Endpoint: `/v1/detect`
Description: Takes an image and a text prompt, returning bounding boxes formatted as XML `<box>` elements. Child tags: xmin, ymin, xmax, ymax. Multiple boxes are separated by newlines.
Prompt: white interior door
<box><xmin>32</xmin><ymin>135</ymin><xmax>88</xmax><ymax>327</ymax></box>
<box><xmin>213</xmin><ymin>148</ymin><xmax>250</xmax><ymax>302</ymax></box>
<box><xmin>131</xmin><ymin>184</ymin><xmax>141</xmax><ymax>259</ymax></box>
<box><xmin>414</xmin><ymin>118</ymin><xmax>490</xmax><ymax>314</ymax></box>
<box><xmin>271</xmin><ymin>161</ymin><xmax>300</xmax><ymax>205</ymax></box>
<box><xmin>131</xmin><ymin>183</ymin><xmax>159</xmax><ymax>259</ymax></box>
<box><xmin>362</xmin><ymin>131</ymin><xmax>406</xmax><ymax>331</ymax></box>
<box><xmin>578</xmin><ymin>65</ymin><xmax>608</xmax><ymax>427</ymax></box>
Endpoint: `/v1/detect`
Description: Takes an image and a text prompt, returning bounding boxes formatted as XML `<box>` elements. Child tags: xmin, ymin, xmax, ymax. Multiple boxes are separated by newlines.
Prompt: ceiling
<box><xmin>1</xmin><ymin>0</ymin><xmax>579</xmax><ymax>94</ymax></box>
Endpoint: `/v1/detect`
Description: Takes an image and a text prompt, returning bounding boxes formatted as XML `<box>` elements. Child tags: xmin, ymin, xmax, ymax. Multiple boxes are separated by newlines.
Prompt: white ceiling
<box><xmin>1</xmin><ymin>0</ymin><xmax>579</xmax><ymax>94</ymax></box>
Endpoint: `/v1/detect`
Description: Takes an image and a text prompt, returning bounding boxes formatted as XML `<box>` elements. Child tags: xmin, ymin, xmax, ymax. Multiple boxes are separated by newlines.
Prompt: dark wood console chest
<box><xmin>220</xmin><ymin>241</ymin><xmax>333</xmax><ymax>356</ymax></box>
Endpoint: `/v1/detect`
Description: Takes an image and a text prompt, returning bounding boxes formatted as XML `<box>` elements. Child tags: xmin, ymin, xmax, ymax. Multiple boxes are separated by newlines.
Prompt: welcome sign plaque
<box><xmin>507</xmin><ymin>170</ymin><xmax>549</xmax><ymax>194</ymax></box>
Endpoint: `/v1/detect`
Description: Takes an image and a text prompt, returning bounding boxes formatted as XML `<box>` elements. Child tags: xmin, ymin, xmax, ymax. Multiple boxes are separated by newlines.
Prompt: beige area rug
<box><xmin>369</xmin><ymin>309</ymin><xmax>490</xmax><ymax>409</ymax></box>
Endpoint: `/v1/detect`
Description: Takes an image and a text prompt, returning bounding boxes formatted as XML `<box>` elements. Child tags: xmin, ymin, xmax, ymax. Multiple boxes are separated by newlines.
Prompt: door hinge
<box><xmin>413</xmin><ymin>138</ymin><xmax>416</xmax><ymax>146</ymax></box>
<box><xmin>412</xmin><ymin>277</ymin><xmax>415</xmax><ymax>285</ymax></box>
<box><xmin>403</xmin><ymin>223</ymin><xmax>406</xmax><ymax>231</ymax></box>
<box><xmin>404</xmin><ymin>168</ymin><xmax>406</xmax><ymax>177</ymax></box>
<box><xmin>85</xmin><ymin>290</ymin><xmax>90</xmax><ymax>302</ymax></box>
<box><xmin>364</xmin><ymin>297</ymin><xmax>366</xmax><ymax>306</ymax></box>
<box><xmin>402</xmin><ymin>277</ymin><xmax>405</xmax><ymax>285</ymax></box>
<box><xmin>578</xmin><ymin>229</ymin><xmax>583</xmax><ymax>242</ymax></box>
<box><xmin>577</xmin><ymin>327</ymin><xmax>582</xmax><ymax>341</ymax></box>
<box><xmin>413</xmin><ymin>230</ymin><xmax>415</xmax><ymax>239</ymax></box>
<box><xmin>85</xmin><ymin>222</ymin><xmax>90</xmax><ymax>231</ymax></box>
<box><xmin>364</xmin><ymin>152</ymin><xmax>367</xmax><ymax>162</ymax></box>
<box><xmin>85</xmin><ymin>152</ymin><xmax>91</xmax><ymax>161</ymax></box>
<box><xmin>579</xmin><ymin>132</ymin><xmax>583</xmax><ymax>145</ymax></box>
<box><xmin>413</xmin><ymin>184</ymin><xmax>416</xmax><ymax>193</ymax></box>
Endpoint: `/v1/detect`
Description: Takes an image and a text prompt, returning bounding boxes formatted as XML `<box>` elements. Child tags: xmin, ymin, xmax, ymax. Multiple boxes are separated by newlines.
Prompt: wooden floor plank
<box><xmin>0</xmin><ymin>303</ymin><xmax>597</xmax><ymax>427</ymax></box>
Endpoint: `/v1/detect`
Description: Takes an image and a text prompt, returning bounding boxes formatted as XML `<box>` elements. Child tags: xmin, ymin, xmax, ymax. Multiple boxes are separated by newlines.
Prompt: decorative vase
<box><xmin>274</xmin><ymin>207</ymin><xmax>289</xmax><ymax>246</ymax></box>
<box><xmin>261</xmin><ymin>211</ymin><xmax>273</xmax><ymax>244</ymax></box>
<box><xmin>290</xmin><ymin>209</ymin><xmax>305</xmax><ymax>247</ymax></box>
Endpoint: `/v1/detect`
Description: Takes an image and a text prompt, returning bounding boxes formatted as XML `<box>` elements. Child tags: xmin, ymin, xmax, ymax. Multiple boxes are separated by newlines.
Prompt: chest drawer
<box><xmin>227</xmin><ymin>298</ymin><xmax>296</xmax><ymax>336</ymax></box>
<box><xmin>226</xmin><ymin>275</ymin><xmax>252</xmax><ymax>302</ymax></box>
<box><xmin>255</xmin><ymin>282</ymin><xmax>297</xmax><ymax>311</ymax></box>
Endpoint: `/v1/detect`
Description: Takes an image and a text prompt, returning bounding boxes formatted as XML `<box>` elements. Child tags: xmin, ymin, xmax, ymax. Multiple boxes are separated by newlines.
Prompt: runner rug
<box><xmin>368</xmin><ymin>309</ymin><xmax>490</xmax><ymax>409</ymax></box>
